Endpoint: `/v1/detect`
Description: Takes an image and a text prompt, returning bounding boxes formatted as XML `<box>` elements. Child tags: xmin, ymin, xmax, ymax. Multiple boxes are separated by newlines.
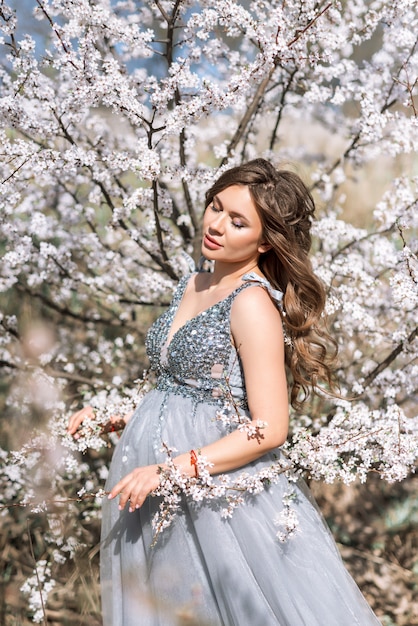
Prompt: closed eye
<box><xmin>208</xmin><ymin>201</ymin><xmax>246</xmax><ymax>228</ymax></box>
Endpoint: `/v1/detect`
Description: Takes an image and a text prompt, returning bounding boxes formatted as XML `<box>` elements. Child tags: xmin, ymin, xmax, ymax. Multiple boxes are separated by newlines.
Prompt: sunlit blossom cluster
<box><xmin>152</xmin><ymin>440</ymin><xmax>294</xmax><ymax>545</ymax></box>
<box><xmin>20</xmin><ymin>560</ymin><xmax>56</xmax><ymax>624</ymax></box>
<box><xmin>0</xmin><ymin>0</ymin><xmax>417</xmax><ymax>621</ymax></box>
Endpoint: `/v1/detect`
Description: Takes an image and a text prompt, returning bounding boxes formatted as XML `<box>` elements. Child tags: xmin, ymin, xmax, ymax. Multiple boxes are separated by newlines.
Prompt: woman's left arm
<box><xmin>176</xmin><ymin>285</ymin><xmax>289</xmax><ymax>473</ymax></box>
<box><xmin>110</xmin><ymin>286</ymin><xmax>289</xmax><ymax>511</ymax></box>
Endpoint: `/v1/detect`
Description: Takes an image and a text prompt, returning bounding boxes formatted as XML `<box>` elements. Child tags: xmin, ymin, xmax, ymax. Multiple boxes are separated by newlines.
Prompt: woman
<box><xmin>68</xmin><ymin>159</ymin><xmax>381</xmax><ymax>625</ymax></box>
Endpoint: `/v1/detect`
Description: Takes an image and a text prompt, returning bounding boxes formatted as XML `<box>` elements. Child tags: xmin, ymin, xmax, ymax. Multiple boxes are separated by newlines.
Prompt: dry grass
<box><xmin>312</xmin><ymin>475</ymin><xmax>418</xmax><ymax>626</ymax></box>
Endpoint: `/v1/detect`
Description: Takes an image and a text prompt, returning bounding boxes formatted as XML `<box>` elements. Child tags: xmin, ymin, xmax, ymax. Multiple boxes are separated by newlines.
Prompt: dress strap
<box><xmin>171</xmin><ymin>273</ymin><xmax>192</xmax><ymax>306</ymax></box>
<box><xmin>241</xmin><ymin>271</ymin><xmax>284</xmax><ymax>312</ymax></box>
<box><xmin>240</xmin><ymin>272</ymin><xmax>293</xmax><ymax>347</ymax></box>
<box><xmin>174</xmin><ymin>269</ymin><xmax>285</xmax><ymax>314</ymax></box>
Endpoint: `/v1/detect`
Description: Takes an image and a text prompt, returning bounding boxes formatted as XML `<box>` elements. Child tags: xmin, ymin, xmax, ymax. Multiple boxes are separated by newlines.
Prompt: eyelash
<box><xmin>209</xmin><ymin>203</ymin><xmax>245</xmax><ymax>229</ymax></box>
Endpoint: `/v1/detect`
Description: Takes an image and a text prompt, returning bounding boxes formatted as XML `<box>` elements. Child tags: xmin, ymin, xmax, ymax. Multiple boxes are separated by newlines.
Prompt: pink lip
<box><xmin>203</xmin><ymin>234</ymin><xmax>223</xmax><ymax>250</ymax></box>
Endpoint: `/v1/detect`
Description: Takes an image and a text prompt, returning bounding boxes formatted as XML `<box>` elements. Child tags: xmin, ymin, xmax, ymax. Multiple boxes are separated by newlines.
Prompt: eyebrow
<box><xmin>213</xmin><ymin>195</ymin><xmax>251</xmax><ymax>223</ymax></box>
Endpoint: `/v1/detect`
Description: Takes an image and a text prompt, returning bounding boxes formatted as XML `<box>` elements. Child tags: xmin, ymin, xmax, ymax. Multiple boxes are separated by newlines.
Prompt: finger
<box><xmin>67</xmin><ymin>406</ymin><xmax>93</xmax><ymax>434</ymax></box>
<box><xmin>113</xmin><ymin>476</ymin><xmax>144</xmax><ymax>512</ymax></box>
<box><xmin>127</xmin><ymin>485</ymin><xmax>146</xmax><ymax>512</ymax></box>
<box><xmin>108</xmin><ymin>476</ymin><xmax>132</xmax><ymax>509</ymax></box>
<box><xmin>67</xmin><ymin>410</ymin><xmax>83</xmax><ymax>434</ymax></box>
<box><xmin>128</xmin><ymin>470</ymin><xmax>160</xmax><ymax>511</ymax></box>
<box><xmin>107</xmin><ymin>479</ymin><xmax>125</xmax><ymax>500</ymax></box>
<box><xmin>67</xmin><ymin>409</ymin><xmax>81</xmax><ymax>432</ymax></box>
<box><xmin>119</xmin><ymin>491</ymin><xmax>132</xmax><ymax>511</ymax></box>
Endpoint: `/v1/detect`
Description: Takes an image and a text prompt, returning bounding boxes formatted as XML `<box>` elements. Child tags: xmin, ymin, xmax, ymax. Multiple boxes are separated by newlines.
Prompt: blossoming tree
<box><xmin>0</xmin><ymin>0</ymin><xmax>417</xmax><ymax>622</ymax></box>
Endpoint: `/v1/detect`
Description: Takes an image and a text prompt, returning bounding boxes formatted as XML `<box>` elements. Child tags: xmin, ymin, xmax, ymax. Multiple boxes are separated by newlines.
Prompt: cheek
<box><xmin>202</xmin><ymin>207</ymin><xmax>212</xmax><ymax>229</ymax></box>
<box><xmin>239</xmin><ymin>231</ymin><xmax>263</xmax><ymax>249</ymax></box>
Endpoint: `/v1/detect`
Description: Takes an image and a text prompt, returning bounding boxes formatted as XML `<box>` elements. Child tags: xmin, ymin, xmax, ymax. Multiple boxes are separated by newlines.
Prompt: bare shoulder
<box><xmin>231</xmin><ymin>285</ymin><xmax>284</xmax><ymax>358</ymax></box>
<box><xmin>232</xmin><ymin>283</ymin><xmax>282</xmax><ymax>318</ymax></box>
<box><xmin>231</xmin><ymin>284</ymin><xmax>283</xmax><ymax>339</ymax></box>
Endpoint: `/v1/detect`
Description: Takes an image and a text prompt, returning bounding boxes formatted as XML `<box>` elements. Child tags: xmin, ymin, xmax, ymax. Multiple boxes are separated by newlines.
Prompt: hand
<box><xmin>67</xmin><ymin>407</ymin><xmax>132</xmax><ymax>437</ymax></box>
<box><xmin>108</xmin><ymin>465</ymin><xmax>162</xmax><ymax>512</ymax></box>
<box><xmin>67</xmin><ymin>405</ymin><xmax>95</xmax><ymax>436</ymax></box>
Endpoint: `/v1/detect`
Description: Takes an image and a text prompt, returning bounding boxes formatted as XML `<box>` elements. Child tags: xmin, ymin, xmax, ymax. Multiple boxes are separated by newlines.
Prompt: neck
<box><xmin>208</xmin><ymin>260</ymin><xmax>261</xmax><ymax>287</ymax></box>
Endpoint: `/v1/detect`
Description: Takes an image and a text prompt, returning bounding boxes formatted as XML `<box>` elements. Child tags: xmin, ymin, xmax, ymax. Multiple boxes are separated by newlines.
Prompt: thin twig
<box><xmin>26</xmin><ymin>519</ymin><xmax>48</xmax><ymax>626</ymax></box>
<box><xmin>362</xmin><ymin>326</ymin><xmax>418</xmax><ymax>388</ymax></box>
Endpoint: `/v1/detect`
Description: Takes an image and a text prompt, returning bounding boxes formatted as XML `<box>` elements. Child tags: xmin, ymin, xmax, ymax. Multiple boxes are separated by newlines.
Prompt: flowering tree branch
<box><xmin>0</xmin><ymin>0</ymin><xmax>417</xmax><ymax>620</ymax></box>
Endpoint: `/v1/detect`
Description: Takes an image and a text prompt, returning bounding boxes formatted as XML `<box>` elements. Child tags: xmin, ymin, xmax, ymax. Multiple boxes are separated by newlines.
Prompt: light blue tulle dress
<box><xmin>100</xmin><ymin>272</ymin><xmax>381</xmax><ymax>626</ymax></box>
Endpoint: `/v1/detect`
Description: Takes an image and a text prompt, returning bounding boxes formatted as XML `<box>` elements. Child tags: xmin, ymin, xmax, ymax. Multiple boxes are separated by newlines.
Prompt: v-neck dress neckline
<box><xmin>163</xmin><ymin>273</ymin><xmax>249</xmax><ymax>355</ymax></box>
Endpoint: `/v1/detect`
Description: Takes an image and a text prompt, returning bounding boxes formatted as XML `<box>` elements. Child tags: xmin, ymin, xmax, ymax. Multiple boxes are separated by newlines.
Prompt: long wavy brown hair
<box><xmin>205</xmin><ymin>158</ymin><xmax>337</xmax><ymax>409</ymax></box>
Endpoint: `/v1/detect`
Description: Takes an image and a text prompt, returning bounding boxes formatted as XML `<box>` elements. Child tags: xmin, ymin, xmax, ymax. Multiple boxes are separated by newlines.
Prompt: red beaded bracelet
<box><xmin>190</xmin><ymin>449</ymin><xmax>199</xmax><ymax>478</ymax></box>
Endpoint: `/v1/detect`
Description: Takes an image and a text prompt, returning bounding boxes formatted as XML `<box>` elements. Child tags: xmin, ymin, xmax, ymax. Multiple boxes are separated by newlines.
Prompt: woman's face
<box><xmin>202</xmin><ymin>184</ymin><xmax>266</xmax><ymax>266</ymax></box>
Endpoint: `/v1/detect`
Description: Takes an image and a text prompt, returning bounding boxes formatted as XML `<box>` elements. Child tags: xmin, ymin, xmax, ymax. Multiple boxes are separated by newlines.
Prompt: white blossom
<box><xmin>1</xmin><ymin>0</ymin><xmax>418</xmax><ymax>618</ymax></box>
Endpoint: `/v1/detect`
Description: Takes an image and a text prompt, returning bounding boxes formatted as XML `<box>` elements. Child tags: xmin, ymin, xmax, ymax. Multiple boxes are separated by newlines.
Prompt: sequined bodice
<box><xmin>146</xmin><ymin>274</ymin><xmax>247</xmax><ymax>404</ymax></box>
<box><xmin>145</xmin><ymin>272</ymin><xmax>284</xmax><ymax>407</ymax></box>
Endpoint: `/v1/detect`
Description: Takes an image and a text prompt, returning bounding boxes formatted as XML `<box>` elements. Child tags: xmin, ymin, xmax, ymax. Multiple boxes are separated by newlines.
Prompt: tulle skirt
<box><xmin>101</xmin><ymin>389</ymin><xmax>381</xmax><ymax>626</ymax></box>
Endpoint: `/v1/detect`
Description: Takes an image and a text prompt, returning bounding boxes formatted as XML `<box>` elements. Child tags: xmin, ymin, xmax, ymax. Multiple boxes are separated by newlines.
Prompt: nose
<box><xmin>208</xmin><ymin>212</ymin><xmax>225</xmax><ymax>234</ymax></box>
